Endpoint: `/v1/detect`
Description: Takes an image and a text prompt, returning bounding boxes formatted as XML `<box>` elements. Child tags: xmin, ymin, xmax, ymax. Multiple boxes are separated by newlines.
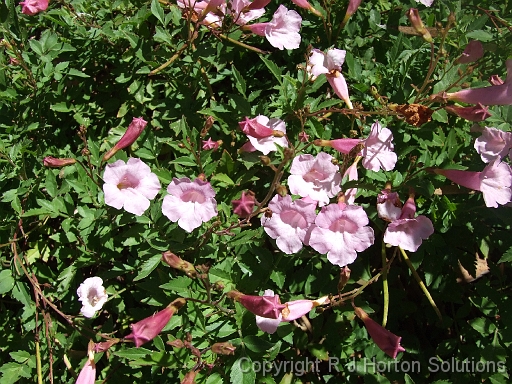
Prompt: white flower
<box><xmin>77</xmin><ymin>277</ymin><xmax>108</xmax><ymax>318</ymax></box>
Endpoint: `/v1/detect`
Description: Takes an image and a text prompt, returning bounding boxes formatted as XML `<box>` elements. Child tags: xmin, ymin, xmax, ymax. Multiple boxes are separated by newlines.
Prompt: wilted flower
<box><xmin>102</xmin><ymin>158</ymin><xmax>161</xmax><ymax>216</ymax></box>
<box><xmin>446</xmin><ymin>59</ymin><xmax>512</xmax><ymax>105</ymax></box>
<box><xmin>308</xmin><ymin>202</ymin><xmax>375</xmax><ymax>267</ymax></box>
<box><xmin>353</xmin><ymin>305</ymin><xmax>405</xmax><ymax>359</ymax></box>
<box><xmin>432</xmin><ymin>160</ymin><xmax>512</xmax><ymax>208</ymax></box>
<box><xmin>455</xmin><ymin>40</ymin><xmax>484</xmax><ymax>64</ymax></box>
<box><xmin>77</xmin><ymin>277</ymin><xmax>108</xmax><ymax>318</ymax></box>
<box><xmin>308</xmin><ymin>48</ymin><xmax>353</xmax><ymax>108</ymax></box>
<box><xmin>383</xmin><ymin>194</ymin><xmax>434</xmax><ymax>252</ymax></box>
<box><xmin>162</xmin><ymin>177</ymin><xmax>218</xmax><ymax>232</ymax></box>
<box><xmin>244</xmin><ymin>5</ymin><xmax>302</xmax><ymax>50</ymax></box>
<box><xmin>288</xmin><ymin>152</ymin><xmax>342</xmax><ymax>206</ymax></box>
<box><xmin>445</xmin><ymin>103</ymin><xmax>491</xmax><ymax>122</ymax></box>
<box><xmin>211</xmin><ymin>342</ymin><xmax>236</xmax><ymax>355</ymax></box>
<box><xmin>103</xmin><ymin>117</ymin><xmax>147</xmax><ymax>161</ymax></box>
<box><xmin>43</xmin><ymin>156</ymin><xmax>76</xmax><ymax>168</ymax></box>
<box><xmin>262</xmin><ymin>194</ymin><xmax>317</xmax><ymax>254</ymax></box>
<box><xmin>19</xmin><ymin>0</ymin><xmax>48</xmax><ymax>15</ymax></box>
<box><xmin>125</xmin><ymin>298</ymin><xmax>186</xmax><ymax>347</ymax></box>
<box><xmin>232</xmin><ymin>191</ymin><xmax>256</xmax><ymax>218</ymax></box>
<box><xmin>474</xmin><ymin>126</ymin><xmax>512</xmax><ymax>163</ymax></box>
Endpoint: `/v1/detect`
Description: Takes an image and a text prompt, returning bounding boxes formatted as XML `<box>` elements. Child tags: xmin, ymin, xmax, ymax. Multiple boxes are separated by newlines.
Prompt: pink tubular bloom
<box><xmin>445</xmin><ymin>103</ymin><xmax>491</xmax><ymax>122</ymax></box>
<box><xmin>227</xmin><ymin>290</ymin><xmax>286</xmax><ymax>319</ymax></box>
<box><xmin>290</xmin><ymin>0</ymin><xmax>322</xmax><ymax>16</ymax></box>
<box><xmin>361</xmin><ymin>121</ymin><xmax>397</xmax><ymax>171</ymax></box>
<box><xmin>343</xmin><ymin>0</ymin><xmax>362</xmax><ymax>24</ymax></box>
<box><xmin>446</xmin><ymin>59</ymin><xmax>512</xmax><ymax>105</ymax></box>
<box><xmin>354</xmin><ymin>305</ymin><xmax>405</xmax><ymax>359</ymax></box>
<box><xmin>77</xmin><ymin>277</ymin><xmax>108</xmax><ymax>318</ymax></box>
<box><xmin>43</xmin><ymin>156</ymin><xmax>76</xmax><ymax>168</ymax></box>
<box><xmin>377</xmin><ymin>189</ymin><xmax>402</xmax><ymax>222</ymax></box>
<box><xmin>19</xmin><ymin>0</ymin><xmax>48</xmax><ymax>15</ymax></box>
<box><xmin>262</xmin><ymin>194</ymin><xmax>317</xmax><ymax>254</ymax></box>
<box><xmin>103</xmin><ymin>117</ymin><xmax>147</xmax><ymax>161</ymax></box>
<box><xmin>232</xmin><ymin>191</ymin><xmax>256</xmax><ymax>218</ymax></box>
<box><xmin>102</xmin><ymin>158</ymin><xmax>161</xmax><ymax>216</ymax></box>
<box><xmin>432</xmin><ymin>160</ymin><xmax>512</xmax><ymax>208</ymax></box>
<box><xmin>245</xmin><ymin>5</ymin><xmax>302</xmax><ymax>50</ymax></box>
<box><xmin>474</xmin><ymin>126</ymin><xmax>512</xmax><ymax>163</ymax></box>
<box><xmin>307</xmin><ymin>48</ymin><xmax>353</xmax><ymax>108</ymax></box>
<box><xmin>245</xmin><ymin>115</ymin><xmax>288</xmax><ymax>155</ymax></box>
<box><xmin>162</xmin><ymin>177</ymin><xmax>218</xmax><ymax>232</ymax></box>
<box><xmin>307</xmin><ymin>203</ymin><xmax>375</xmax><ymax>267</ymax></box>
<box><xmin>228</xmin><ymin>0</ymin><xmax>265</xmax><ymax>25</ymax></box>
<box><xmin>247</xmin><ymin>0</ymin><xmax>270</xmax><ymax>10</ymax></box>
<box><xmin>239</xmin><ymin>116</ymin><xmax>274</xmax><ymax>138</ymax></box>
<box><xmin>343</xmin><ymin>161</ymin><xmax>359</xmax><ymax>204</ymax></box>
<box><xmin>455</xmin><ymin>40</ymin><xmax>484</xmax><ymax>64</ymax></box>
<box><xmin>76</xmin><ymin>355</ymin><xmax>96</xmax><ymax>384</ymax></box>
<box><xmin>383</xmin><ymin>195</ymin><xmax>434</xmax><ymax>252</ymax></box>
<box><xmin>125</xmin><ymin>298</ymin><xmax>186</xmax><ymax>347</ymax></box>
<box><xmin>288</xmin><ymin>152</ymin><xmax>342</xmax><ymax>207</ymax></box>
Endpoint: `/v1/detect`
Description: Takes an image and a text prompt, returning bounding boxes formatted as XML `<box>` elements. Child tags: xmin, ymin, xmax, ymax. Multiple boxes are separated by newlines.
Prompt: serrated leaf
<box><xmin>0</xmin><ymin>362</ymin><xmax>32</xmax><ymax>383</ymax></box>
<box><xmin>232</xmin><ymin>65</ymin><xmax>247</xmax><ymax>98</ymax></box>
<box><xmin>211</xmin><ymin>173</ymin><xmax>235</xmax><ymax>186</ymax></box>
<box><xmin>498</xmin><ymin>246</ymin><xmax>512</xmax><ymax>263</ymax></box>
<box><xmin>114</xmin><ymin>347</ymin><xmax>153</xmax><ymax>359</ymax></box>
<box><xmin>0</xmin><ymin>270</ymin><xmax>15</xmax><ymax>294</ymax></box>
<box><xmin>260</xmin><ymin>56</ymin><xmax>282</xmax><ymax>85</ymax></box>
<box><xmin>230</xmin><ymin>357</ymin><xmax>256</xmax><ymax>384</ymax></box>
<box><xmin>243</xmin><ymin>336</ymin><xmax>275</xmax><ymax>353</ymax></box>
<box><xmin>151</xmin><ymin>0</ymin><xmax>166</xmax><ymax>25</ymax></box>
<box><xmin>133</xmin><ymin>254</ymin><xmax>162</xmax><ymax>281</ymax></box>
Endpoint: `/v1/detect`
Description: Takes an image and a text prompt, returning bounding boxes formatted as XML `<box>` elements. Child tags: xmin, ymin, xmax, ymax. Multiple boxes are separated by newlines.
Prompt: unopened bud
<box><xmin>272</xmin><ymin>130</ymin><xmax>285</xmax><ymax>138</ymax></box>
<box><xmin>259</xmin><ymin>156</ymin><xmax>271</xmax><ymax>166</ymax></box>
<box><xmin>275</xmin><ymin>184</ymin><xmax>288</xmax><ymax>197</ymax></box>
<box><xmin>162</xmin><ymin>251</ymin><xmax>197</xmax><ymax>278</ymax></box>
<box><xmin>43</xmin><ymin>156</ymin><xmax>76</xmax><ymax>168</ymax></box>
<box><xmin>338</xmin><ymin>266</ymin><xmax>351</xmax><ymax>291</ymax></box>
<box><xmin>406</xmin><ymin>8</ymin><xmax>433</xmax><ymax>43</ymax></box>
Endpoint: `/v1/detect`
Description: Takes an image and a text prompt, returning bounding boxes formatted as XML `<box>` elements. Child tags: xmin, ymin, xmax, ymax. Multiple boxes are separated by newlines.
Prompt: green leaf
<box><xmin>243</xmin><ymin>336</ymin><xmax>275</xmax><ymax>353</ymax></box>
<box><xmin>466</xmin><ymin>30</ymin><xmax>494</xmax><ymax>42</ymax></box>
<box><xmin>498</xmin><ymin>246</ymin><xmax>512</xmax><ymax>263</ymax></box>
<box><xmin>0</xmin><ymin>362</ymin><xmax>32</xmax><ymax>384</ymax></box>
<box><xmin>0</xmin><ymin>270</ymin><xmax>15</xmax><ymax>294</ymax></box>
<box><xmin>68</xmin><ymin>68</ymin><xmax>90</xmax><ymax>78</ymax></box>
<box><xmin>230</xmin><ymin>356</ymin><xmax>256</xmax><ymax>384</ymax></box>
<box><xmin>260</xmin><ymin>56</ymin><xmax>282</xmax><ymax>85</ymax></box>
<box><xmin>133</xmin><ymin>254</ymin><xmax>162</xmax><ymax>281</ymax></box>
<box><xmin>151</xmin><ymin>0</ymin><xmax>166</xmax><ymax>26</ymax></box>
<box><xmin>232</xmin><ymin>65</ymin><xmax>247</xmax><ymax>98</ymax></box>
<box><xmin>45</xmin><ymin>170</ymin><xmax>58</xmax><ymax>198</ymax></box>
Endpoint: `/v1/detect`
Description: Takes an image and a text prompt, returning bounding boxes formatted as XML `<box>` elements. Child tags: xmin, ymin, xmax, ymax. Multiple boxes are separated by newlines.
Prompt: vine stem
<box><xmin>399</xmin><ymin>246</ymin><xmax>442</xmax><ymax>321</ymax></box>
<box><xmin>36</xmin><ymin>340</ymin><xmax>43</xmax><ymax>384</ymax></box>
<box><xmin>381</xmin><ymin>241</ymin><xmax>389</xmax><ymax>327</ymax></box>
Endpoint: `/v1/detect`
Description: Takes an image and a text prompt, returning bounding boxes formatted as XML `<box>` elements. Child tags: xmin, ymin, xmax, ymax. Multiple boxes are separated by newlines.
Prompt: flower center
<box><xmin>329</xmin><ymin>218</ymin><xmax>358</xmax><ymax>233</ymax></box>
<box><xmin>280</xmin><ymin>209</ymin><xmax>307</xmax><ymax>229</ymax></box>
<box><xmin>117</xmin><ymin>173</ymin><xmax>140</xmax><ymax>190</ymax></box>
<box><xmin>87</xmin><ymin>288</ymin><xmax>101</xmax><ymax>306</ymax></box>
<box><xmin>181</xmin><ymin>190</ymin><xmax>206</xmax><ymax>203</ymax></box>
<box><xmin>303</xmin><ymin>169</ymin><xmax>326</xmax><ymax>183</ymax></box>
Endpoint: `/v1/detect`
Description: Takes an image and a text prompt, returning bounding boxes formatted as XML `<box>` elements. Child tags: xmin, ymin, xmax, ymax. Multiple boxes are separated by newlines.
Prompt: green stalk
<box><xmin>399</xmin><ymin>247</ymin><xmax>442</xmax><ymax>321</ymax></box>
<box><xmin>381</xmin><ymin>241</ymin><xmax>389</xmax><ymax>327</ymax></box>
<box><xmin>36</xmin><ymin>340</ymin><xmax>42</xmax><ymax>384</ymax></box>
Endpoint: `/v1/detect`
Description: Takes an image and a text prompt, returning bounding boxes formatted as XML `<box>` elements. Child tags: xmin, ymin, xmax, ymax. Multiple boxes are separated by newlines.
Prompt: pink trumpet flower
<box><xmin>445</xmin><ymin>103</ymin><xmax>491</xmax><ymax>122</ymax></box>
<box><xmin>455</xmin><ymin>40</ymin><xmax>484</xmax><ymax>64</ymax></box>
<box><xmin>227</xmin><ymin>290</ymin><xmax>286</xmax><ymax>319</ymax></box>
<box><xmin>125</xmin><ymin>298</ymin><xmax>186</xmax><ymax>347</ymax></box>
<box><xmin>103</xmin><ymin>117</ymin><xmax>147</xmax><ymax>161</ymax></box>
<box><xmin>20</xmin><ymin>0</ymin><xmax>48</xmax><ymax>15</ymax></box>
<box><xmin>353</xmin><ymin>305</ymin><xmax>405</xmax><ymax>359</ymax></box>
<box><xmin>432</xmin><ymin>160</ymin><xmax>512</xmax><ymax>208</ymax></box>
<box><xmin>446</xmin><ymin>59</ymin><xmax>512</xmax><ymax>105</ymax></box>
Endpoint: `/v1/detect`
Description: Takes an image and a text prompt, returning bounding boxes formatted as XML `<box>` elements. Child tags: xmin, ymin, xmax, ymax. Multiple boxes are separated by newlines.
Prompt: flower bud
<box><xmin>337</xmin><ymin>266</ymin><xmax>351</xmax><ymax>291</ymax></box>
<box><xmin>103</xmin><ymin>117</ymin><xmax>147</xmax><ymax>161</ymax></box>
<box><xmin>406</xmin><ymin>8</ymin><xmax>433</xmax><ymax>43</ymax></box>
<box><xmin>445</xmin><ymin>103</ymin><xmax>491</xmax><ymax>122</ymax></box>
<box><xmin>43</xmin><ymin>156</ymin><xmax>76</xmax><ymax>168</ymax></box>
<box><xmin>227</xmin><ymin>290</ymin><xmax>286</xmax><ymax>319</ymax></box>
<box><xmin>275</xmin><ymin>184</ymin><xmax>288</xmax><ymax>197</ymax></box>
<box><xmin>162</xmin><ymin>251</ymin><xmax>197</xmax><ymax>278</ymax></box>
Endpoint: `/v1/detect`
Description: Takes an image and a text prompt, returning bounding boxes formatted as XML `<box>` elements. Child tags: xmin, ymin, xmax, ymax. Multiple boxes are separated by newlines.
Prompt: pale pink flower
<box><xmin>455</xmin><ymin>40</ymin><xmax>484</xmax><ymax>64</ymax></box>
<box><xmin>162</xmin><ymin>177</ymin><xmax>218</xmax><ymax>232</ymax></box>
<box><xmin>228</xmin><ymin>0</ymin><xmax>265</xmax><ymax>25</ymax></box>
<box><xmin>255</xmin><ymin>290</ymin><xmax>283</xmax><ymax>333</ymax></box>
<box><xmin>77</xmin><ymin>277</ymin><xmax>108</xmax><ymax>318</ymax></box>
<box><xmin>103</xmin><ymin>117</ymin><xmax>147</xmax><ymax>161</ymax></box>
<box><xmin>245</xmin><ymin>5</ymin><xmax>302</xmax><ymax>50</ymax></box>
<box><xmin>361</xmin><ymin>121</ymin><xmax>397</xmax><ymax>171</ymax></box>
<box><xmin>239</xmin><ymin>116</ymin><xmax>274</xmax><ymax>138</ymax></box>
<box><xmin>307</xmin><ymin>203</ymin><xmax>375</xmax><ymax>267</ymax></box>
<box><xmin>307</xmin><ymin>48</ymin><xmax>353</xmax><ymax>108</ymax></box>
<box><xmin>245</xmin><ymin>115</ymin><xmax>288</xmax><ymax>155</ymax></box>
<box><xmin>474</xmin><ymin>126</ymin><xmax>512</xmax><ymax>163</ymax></box>
<box><xmin>383</xmin><ymin>195</ymin><xmax>434</xmax><ymax>252</ymax></box>
<box><xmin>446</xmin><ymin>59</ymin><xmax>512</xmax><ymax>105</ymax></box>
<box><xmin>343</xmin><ymin>161</ymin><xmax>359</xmax><ymax>204</ymax></box>
<box><xmin>377</xmin><ymin>189</ymin><xmax>402</xmax><ymax>222</ymax></box>
<box><xmin>247</xmin><ymin>0</ymin><xmax>270</xmax><ymax>10</ymax></box>
<box><xmin>288</xmin><ymin>152</ymin><xmax>342</xmax><ymax>207</ymax></box>
<box><xmin>76</xmin><ymin>355</ymin><xmax>96</xmax><ymax>384</ymax></box>
<box><xmin>262</xmin><ymin>194</ymin><xmax>317</xmax><ymax>254</ymax></box>
<box><xmin>432</xmin><ymin>160</ymin><xmax>512</xmax><ymax>208</ymax></box>
<box><xmin>415</xmin><ymin>0</ymin><xmax>434</xmax><ymax>6</ymax></box>
<box><xmin>19</xmin><ymin>0</ymin><xmax>48</xmax><ymax>15</ymax></box>
<box><xmin>103</xmin><ymin>158</ymin><xmax>161</xmax><ymax>216</ymax></box>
